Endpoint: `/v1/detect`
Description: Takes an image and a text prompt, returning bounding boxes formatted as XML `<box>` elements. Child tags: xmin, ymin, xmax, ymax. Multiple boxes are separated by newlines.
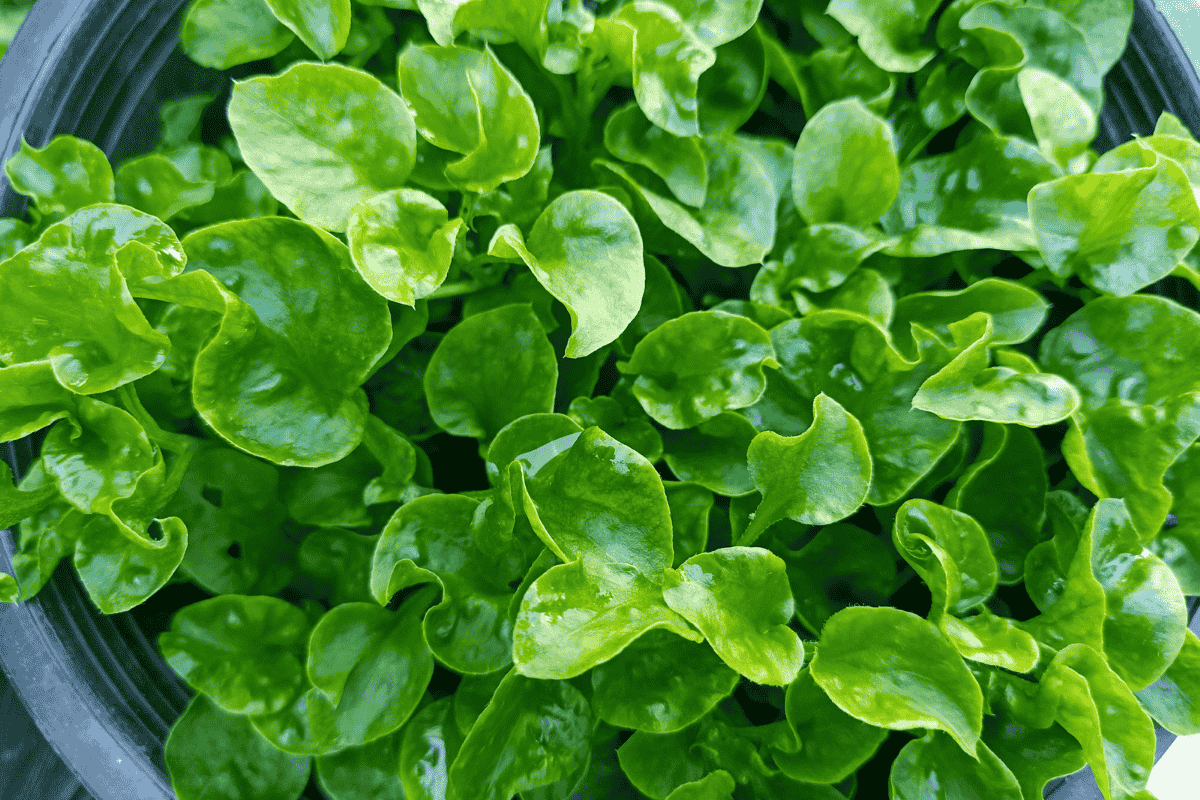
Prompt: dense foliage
<box><xmin>2</xmin><ymin>0</ymin><xmax>1200</xmax><ymax>799</ymax></box>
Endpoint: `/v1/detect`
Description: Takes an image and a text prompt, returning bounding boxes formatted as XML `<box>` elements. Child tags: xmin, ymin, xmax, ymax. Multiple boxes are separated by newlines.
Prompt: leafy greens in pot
<box><xmin>2</xmin><ymin>0</ymin><xmax>1199</xmax><ymax>798</ymax></box>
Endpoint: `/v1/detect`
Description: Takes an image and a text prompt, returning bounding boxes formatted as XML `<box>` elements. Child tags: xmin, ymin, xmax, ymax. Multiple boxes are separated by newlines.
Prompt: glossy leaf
<box><xmin>445</xmin><ymin>670</ymin><xmax>592</xmax><ymax>800</ymax></box>
<box><xmin>914</xmin><ymin>313</ymin><xmax>1081</xmax><ymax>426</ymax></box>
<box><xmin>424</xmin><ymin>304</ymin><xmax>558</xmax><ymax>440</ymax></box>
<box><xmin>893</xmin><ymin>499</ymin><xmax>998</xmax><ymax>619</ymax></box>
<box><xmin>489</xmin><ymin>190</ymin><xmax>645</xmax><ymax>358</ymax></box>
<box><xmin>591</xmin><ymin>628</ymin><xmax>739</xmax><ymax>733</ymax></box>
<box><xmin>809</xmin><ymin>606</ymin><xmax>983</xmax><ymax>755</ymax></box>
<box><xmin>347</xmin><ymin>188</ymin><xmax>465</xmax><ymax>306</ymax></box>
<box><xmin>881</xmin><ymin>133</ymin><xmax>1058</xmax><ymax>256</ymax></box>
<box><xmin>0</xmin><ymin>218</ymin><xmax>32</xmax><ymax>260</ymax></box>
<box><xmin>891</xmin><ymin>278</ymin><xmax>1048</xmax><ymax>353</ymax></box>
<box><xmin>1135</xmin><ymin>630</ymin><xmax>1200</xmax><ymax>736</ymax></box>
<box><xmin>773</xmin><ymin>668</ymin><xmax>888</xmax><ymax>784</ymax></box>
<box><xmin>398</xmin><ymin>44</ymin><xmax>540</xmax><ymax>193</ymax></box>
<box><xmin>1151</xmin><ymin>443</ymin><xmax>1200</xmax><ymax>594</ymax></box>
<box><xmin>947</xmin><ymin>423</ymin><xmax>1048</xmax><ymax>584</ymax></box>
<box><xmin>662</xmin><ymin>412</ymin><xmax>756</xmax><ymax>497</ymax></box>
<box><xmin>181</xmin><ymin>0</ymin><xmax>295</xmax><ymax>69</ymax></box>
<box><xmin>314</xmin><ymin>727</ymin><xmax>405</xmax><ymax>800</ymax></box>
<box><xmin>229</xmin><ymin>62</ymin><xmax>417</xmax><ymax>232</ymax></box>
<box><xmin>751</xmin><ymin>311</ymin><xmax>960</xmax><ymax>504</ymax></box>
<box><xmin>619</xmin><ymin>310</ymin><xmax>777</xmax><ymax>430</ymax></box>
<box><xmin>399</xmin><ymin>697</ymin><xmax>465</xmax><ymax>800</ymax></box>
<box><xmin>791</xmin><ymin>97</ymin><xmax>898</xmax><ymax>226</ymax></box>
<box><xmin>604</xmin><ymin>101</ymin><xmax>708</xmax><ymax>207</ymax></box>
<box><xmin>890</xmin><ymin>732</ymin><xmax>1022</xmax><ymax>800</ymax></box>
<box><xmin>264</xmin><ymin>0</ymin><xmax>352</xmax><ymax>60</ymax></box>
<box><xmin>1029</xmin><ymin>160</ymin><xmax>1200</xmax><ymax>296</ymax></box>
<box><xmin>662</xmin><ymin>546</ymin><xmax>804</xmax><ymax>685</ymax></box>
<box><xmin>177</xmin><ymin>217</ymin><xmax>392</xmax><ymax>467</ymax></box>
<box><xmin>827</xmin><ymin>0</ymin><xmax>940</xmax><ymax>72</ymax></box>
<box><xmin>567</xmin><ymin>395</ymin><xmax>663</xmax><ymax>463</ymax></box>
<box><xmin>115</xmin><ymin>144</ymin><xmax>232</xmax><ymax>222</ymax></box>
<box><xmin>742</xmin><ymin>394</ymin><xmax>871</xmax><ymax>544</ymax></box>
<box><xmin>165</xmin><ymin>695</ymin><xmax>311</xmax><ymax>800</ymax></box>
<box><xmin>513</xmin><ymin>559</ymin><xmax>700</xmax><ymax>679</ymax></box>
<box><xmin>160</xmin><ymin>595</ymin><xmax>311</xmax><ymax>716</ymax></box>
<box><xmin>780</xmin><ymin>523</ymin><xmax>896</xmax><ymax>632</ymax></box>
<box><xmin>306</xmin><ymin>596</ymin><xmax>435</xmax><ymax>748</ymax></box>
<box><xmin>4</xmin><ymin>135</ymin><xmax>114</xmax><ymax>217</ymax></box>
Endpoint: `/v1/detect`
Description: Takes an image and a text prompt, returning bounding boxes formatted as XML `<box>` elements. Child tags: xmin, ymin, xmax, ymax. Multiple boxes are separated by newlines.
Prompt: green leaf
<box><xmin>398</xmin><ymin>697</ymin><xmax>465</xmax><ymax>800</ymax></box>
<box><xmin>1151</xmin><ymin>443</ymin><xmax>1200</xmax><ymax>594</ymax></box>
<box><xmin>398</xmin><ymin>44</ymin><xmax>540</xmax><ymax>193</ymax></box>
<box><xmin>696</xmin><ymin>27</ymin><xmax>769</xmax><ymax>135</ymax></box>
<box><xmin>165</xmin><ymin>695</ymin><xmax>311</xmax><ymax>800</ymax></box>
<box><xmin>809</xmin><ymin>606</ymin><xmax>984</xmax><ymax>755</ymax></box>
<box><xmin>424</xmin><ymin>304</ymin><xmax>558</xmax><ymax>440</ymax></box>
<box><xmin>513</xmin><ymin>559</ymin><xmax>700</xmax><ymax>679</ymax></box>
<box><xmin>617</xmin><ymin>1</ymin><xmax>716</xmax><ymax>138</ymax></box>
<box><xmin>778</xmin><ymin>523</ymin><xmax>896</xmax><ymax>632</ymax></box>
<box><xmin>604</xmin><ymin>100</ymin><xmax>708</xmax><ymax>208</ymax></box>
<box><xmin>446</xmin><ymin>670</ymin><xmax>592</xmax><ymax>800</ymax></box>
<box><xmin>662</xmin><ymin>412</ymin><xmax>757</xmax><ymax>497</ymax></box>
<box><xmin>742</xmin><ymin>394</ymin><xmax>872</xmax><ymax>544</ymax></box>
<box><xmin>347</xmin><ymin>188</ymin><xmax>465</xmax><ymax>306</ymax></box>
<box><xmin>595</xmin><ymin>136</ymin><xmax>780</xmax><ymax>267</ymax></box>
<box><xmin>372</xmin><ymin>493</ymin><xmax>535</xmax><ymax>674</ymax></box>
<box><xmin>890</xmin><ymin>732</ymin><xmax>1022</xmax><ymax>800</ymax></box>
<box><xmin>752</xmin><ymin>311</ymin><xmax>961</xmax><ymax>504</ymax></box>
<box><xmin>165</xmin><ymin>444</ymin><xmax>291</xmax><ymax>595</ymax></box>
<box><xmin>881</xmin><ymin>133</ymin><xmax>1058</xmax><ymax>256</ymax></box>
<box><xmin>1018</xmin><ymin>66</ymin><xmax>1098</xmax><ymax>169</ymax></box>
<box><xmin>489</xmin><ymin>190</ymin><xmax>645</xmax><ymax>358</ymax></box>
<box><xmin>947</xmin><ymin>423</ymin><xmax>1048</xmax><ymax>584</ymax></box>
<box><xmin>567</xmin><ymin>396</ymin><xmax>663</xmax><ymax>463</ymax></box>
<box><xmin>590</xmin><ymin>628</ymin><xmax>739</xmax><ymax>733</ymax></box>
<box><xmin>619</xmin><ymin>310</ymin><xmax>777</xmax><ymax>430</ymax></box>
<box><xmin>662</xmin><ymin>546</ymin><xmax>804</xmax><ymax>685</ymax></box>
<box><xmin>159</xmin><ymin>595</ymin><xmax>311</xmax><ymax>716</ymax></box>
<box><xmin>791</xmin><ymin>97</ymin><xmax>898</xmax><ymax>226</ymax></box>
<box><xmin>296</xmin><ymin>528</ymin><xmax>375</xmax><ymax>605</ymax></box>
<box><xmin>0</xmin><ymin>218</ymin><xmax>33</xmax><ymax>261</ymax></box>
<box><xmin>767</xmin><ymin>222</ymin><xmax>894</xmax><ymax>295</ymax></box>
<box><xmin>982</xmin><ymin>676</ymin><xmax>1086</xmax><ymax>800</ymax></box>
<box><xmin>893</xmin><ymin>499</ymin><xmax>998</xmax><ymax>618</ymax></box>
<box><xmin>1029</xmin><ymin>160</ymin><xmax>1200</xmax><ymax>296</ymax></box>
<box><xmin>4</xmin><ymin>135</ymin><xmax>114</xmax><ymax>218</ymax></box>
<box><xmin>264</xmin><ymin>0</ymin><xmax>351</xmax><ymax>60</ymax></box>
<box><xmin>314</xmin><ymin>726</ymin><xmax>405</xmax><ymax>800</ymax></box>
<box><xmin>772</xmin><ymin>667</ymin><xmax>887</xmax><ymax>784</ymax></box>
<box><xmin>913</xmin><ymin>313</ymin><xmax>1081</xmax><ymax>426</ymax></box>
<box><xmin>891</xmin><ymin>278</ymin><xmax>1048</xmax><ymax>353</ymax></box>
<box><xmin>0</xmin><ymin>460</ymin><xmax>55</xmax><ymax>531</ymax></box>
<box><xmin>229</xmin><ymin>62</ymin><xmax>417</xmax><ymax>232</ymax></box>
<box><xmin>175</xmin><ymin>217</ymin><xmax>391</xmax><ymax>467</ymax></box>
<box><xmin>665</xmin><ymin>771</ymin><xmax>736</xmax><ymax>800</ymax></box>
<box><xmin>1040</xmin><ymin>643</ymin><xmax>1155</xmax><ymax>800</ymax></box>
<box><xmin>665</xmin><ymin>481</ymin><xmax>713</xmax><ymax>566</ymax></box>
<box><xmin>306</xmin><ymin>595</ymin><xmax>435</xmax><ymax>748</ymax></box>
<box><xmin>115</xmin><ymin>144</ymin><xmax>232</xmax><ymax>222</ymax></box>
<box><xmin>181</xmin><ymin>0</ymin><xmax>296</xmax><ymax>69</ymax></box>
<box><xmin>0</xmin><ymin>207</ymin><xmax>175</xmax><ymax>394</ymax></box>
<box><xmin>826</xmin><ymin>0</ymin><xmax>940</xmax><ymax>72</ymax></box>
<box><xmin>1135</xmin><ymin>629</ymin><xmax>1200</xmax><ymax>736</ymax></box>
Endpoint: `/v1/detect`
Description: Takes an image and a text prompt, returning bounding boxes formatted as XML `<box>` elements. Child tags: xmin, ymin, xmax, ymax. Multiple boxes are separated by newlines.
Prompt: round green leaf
<box><xmin>604</xmin><ymin>101</ymin><xmax>709</xmax><ymax>208</ymax></box>
<box><xmin>773</xmin><ymin>668</ymin><xmax>888</xmax><ymax>785</ymax></box>
<box><xmin>591</xmin><ymin>629</ymin><xmax>739</xmax><ymax>733</ymax></box>
<box><xmin>4</xmin><ymin>135</ymin><xmax>114</xmax><ymax>216</ymax></box>
<box><xmin>890</xmin><ymin>732</ymin><xmax>1022</xmax><ymax>800</ymax></box>
<box><xmin>827</xmin><ymin>0</ymin><xmax>941</xmax><ymax>72</ymax></box>
<box><xmin>306</xmin><ymin>597</ymin><xmax>435</xmax><ymax>748</ymax></box>
<box><xmin>424</xmin><ymin>304</ymin><xmax>558</xmax><ymax>440</ymax></box>
<box><xmin>400</xmin><ymin>697</ymin><xmax>465</xmax><ymax>800</ymax></box>
<box><xmin>397</xmin><ymin>44</ymin><xmax>540</xmax><ymax>193</ymax></box>
<box><xmin>165</xmin><ymin>695</ymin><xmax>311</xmax><ymax>800</ymax></box>
<box><xmin>181</xmin><ymin>0</ymin><xmax>295</xmax><ymax>69</ymax></box>
<box><xmin>446</xmin><ymin>671</ymin><xmax>592</xmax><ymax>800</ymax></box>
<box><xmin>265</xmin><ymin>0</ymin><xmax>352</xmax><ymax>60</ymax></box>
<box><xmin>314</xmin><ymin>727</ymin><xmax>405</xmax><ymax>800</ymax></box>
<box><xmin>347</xmin><ymin>188</ymin><xmax>465</xmax><ymax>306</ymax></box>
<box><xmin>160</xmin><ymin>595</ymin><xmax>311</xmax><ymax>716</ymax></box>
<box><xmin>181</xmin><ymin>217</ymin><xmax>392</xmax><ymax>467</ymax></box>
<box><xmin>662</xmin><ymin>411</ymin><xmax>757</xmax><ymax>497</ymax></box>
<box><xmin>662</xmin><ymin>546</ymin><xmax>805</xmax><ymax>686</ymax></box>
<box><xmin>809</xmin><ymin>606</ymin><xmax>984</xmax><ymax>754</ymax></box>
<box><xmin>621</xmin><ymin>310</ymin><xmax>777</xmax><ymax>430</ymax></box>
<box><xmin>229</xmin><ymin>62</ymin><xmax>417</xmax><ymax>232</ymax></box>
<box><xmin>489</xmin><ymin>189</ymin><xmax>645</xmax><ymax>358</ymax></box>
<box><xmin>791</xmin><ymin>97</ymin><xmax>899</xmax><ymax>226</ymax></box>
<box><xmin>742</xmin><ymin>393</ymin><xmax>872</xmax><ymax>544</ymax></box>
<box><xmin>893</xmin><ymin>499</ymin><xmax>998</xmax><ymax>618</ymax></box>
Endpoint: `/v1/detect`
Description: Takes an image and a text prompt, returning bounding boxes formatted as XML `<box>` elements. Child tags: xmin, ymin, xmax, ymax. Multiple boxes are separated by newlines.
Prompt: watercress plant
<box><xmin>2</xmin><ymin>1</ymin><xmax>1200</xmax><ymax>799</ymax></box>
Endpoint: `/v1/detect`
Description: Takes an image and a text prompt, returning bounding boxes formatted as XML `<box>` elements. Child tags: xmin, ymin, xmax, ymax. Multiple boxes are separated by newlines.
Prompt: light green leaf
<box><xmin>791</xmin><ymin>97</ymin><xmax>898</xmax><ymax>226</ymax></box>
<box><xmin>809</xmin><ymin>606</ymin><xmax>983</xmax><ymax>755</ymax></box>
<box><xmin>1136</xmin><ymin>630</ymin><xmax>1200</xmax><ymax>736</ymax></box>
<box><xmin>347</xmin><ymin>188</ymin><xmax>464</xmax><ymax>306</ymax></box>
<box><xmin>827</xmin><ymin>0</ymin><xmax>941</xmax><ymax>72</ymax></box>
<box><xmin>4</xmin><ymin>135</ymin><xmax>114</xmax><ymax>217</ymax></box>
<box><xmin>181</xmin><ymin>0</ymin><xmax>295</xmax><ymax>69</ymax></box>
<box><xmin>489</xmin><ymin>190</ymin><xmax>644</xmax><ymax>358</ymax></box>
<box><xmin>229</xmin><ymin>62</ymin><xmax>417</xmax><ymax>232</ymax></box>
<box><xmin>604</xmin><ymin>100</ymin><xmax>708</xmax><ymax>208</ymax></box>
<box><xmin>662</xmin><ymin>546</ymin><xmax>804</xmax><ymax>685</ymax></box>
<box><xmin>742</xmin><ymin>394</ymin><xmax>871</xmax><ymax>545</ymax></box>
<box><xmin>264</xmin><ymin>0</ymin><xmax>351</xmax><ymax>60</ymax></box>
<box><xmin>890</xmin><ymin>732</ymin><xmax>1022</xmax><ymax>800</ymax></box>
